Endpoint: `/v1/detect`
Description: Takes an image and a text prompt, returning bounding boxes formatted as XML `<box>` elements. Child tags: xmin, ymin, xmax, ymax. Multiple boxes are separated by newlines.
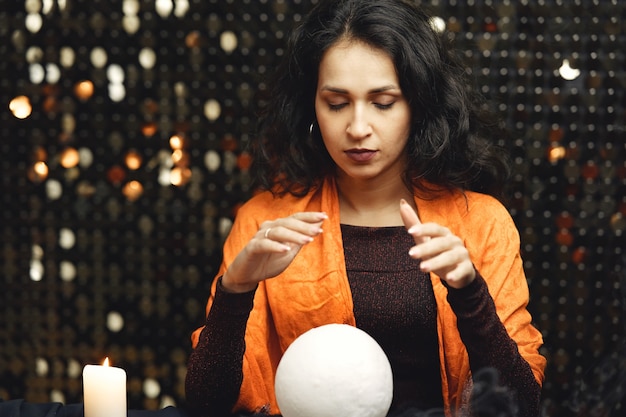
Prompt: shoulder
<box><xmin>418</xmin><ymin>190</ymin><xmax>519</xmax><ymax>246</ymax></box>
<box><xmin>463</xmin><ymin>191</ymin><xmax>512</xmax><ymax>221</ymax></box>
<box><xmin>419</xmin><ymin>190</ymin><xmax>512</xmax><ymax>225</ymax></box>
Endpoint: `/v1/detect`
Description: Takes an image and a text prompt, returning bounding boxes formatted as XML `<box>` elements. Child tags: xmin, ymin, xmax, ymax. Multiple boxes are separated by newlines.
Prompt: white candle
<box><xmin>83</xmin><ymin>357</ymin><xmax>127</xmax><ymax>417</ymax></box>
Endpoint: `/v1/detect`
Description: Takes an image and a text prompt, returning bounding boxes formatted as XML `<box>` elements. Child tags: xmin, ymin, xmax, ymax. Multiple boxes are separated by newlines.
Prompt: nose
<box><xmin>346</xmin><ymin>107</ymin><xmax>372</xmax><ymax>139</ymax></box>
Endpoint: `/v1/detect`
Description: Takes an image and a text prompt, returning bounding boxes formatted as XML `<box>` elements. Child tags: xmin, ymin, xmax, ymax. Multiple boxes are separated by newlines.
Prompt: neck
<box><xmin>336</xmin><ymin>177</ymin><xmax>415</xmax><ymax>227</ymax></box>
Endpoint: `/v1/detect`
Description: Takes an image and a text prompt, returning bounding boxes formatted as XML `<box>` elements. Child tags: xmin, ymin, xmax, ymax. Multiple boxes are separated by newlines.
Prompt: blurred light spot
<box><xmin>9</xmin><ymin>95</ymin><xmax>33</xmax><ymax>119</ymax></box>
<box><xmin>237</xmin><ymin>152</ymin><xmax>252</xmax><ymax>171</ymax></box>
<box><xmin>185</xmin><ymin>31</ymin><xmax>201</xmax><ymax>48</ymax></box>
<box><xmin>108</xmin><ymin>83</ymin><xmax>126</xmax><ymax>102</ymax></box>
<box><xmin>125</xmin><ymin>150</ymin><xmax>142</xmax><ymax>170</ymax></box>
<box><xmin>107</xmin><ymin>165</ymin><xmax>127</xmax><ymax>185</ymax></box>
<box><xmin>59</xmin><ymin>46</ymin><xmax>75</xmax><ymax>68</ymax></box>
<box><xmin>142</xmin><ymin>122</ymin><xmax>158</xmax><ymax>137</ymax></box>
<box><xmin>90</xmin><ymin>47</ymin><xmax>108</xmax><ymax>68</ymax></box>
<box><xmin>30</xmin><ymin>259</ymin><xmax>44</xmax><ymax>281</ymax></box>
<box><xmin>107</xmin><ymin>64</ymin><xmax>125</xmax><ymax>84</ymax></box>
<box><xmin>138</xmin><ymin>215</ymin><xmax>154</xmax><ymax>235</ymax></box>
<box><xmin>11</xmin><ymin>29</ymin><xmax>26</xmax><ymax>50</ymax></box>
<box><xmin>174</xmin><ymin>82</ymin><xmax>187</xmax><ymax>98</ymax></box>
<box><xmin>74</xmin><ymin>80</ymin><xmax>94</xmax><ymax>101</ymax></box>
<box><xmin>59</xmin><ymin>260</ymin><xmax>76</xmax><ymax>282</ymax></box>
<box><xmin>548</xmin><ymin>145</ymin><xmax>566</xmax><ymax>163</ymax></box>
<box><xmin>25</xmin><ymin>0</ymin><xmax>42</xmax><ymax>13</ymax></box>
<box><xmin>204</xmin><ymin>150</ymin><xmax>220</xmax><ymax>172</ymax></box>
<box><xmin>78</xmin><ymin>147</ymin><xmax>94</xmax><ymax>168</ymax></box>
<box><xmin>559</xmin><ymin>59</ymin><xmax>580</xmax><ymax>81</ymax></box>
<box><xmin>170</xmin><ymin>166</ymin><xmax>191</xmax><ymax>186</ymax></box>
<box><xmin>174</xmin><ymin>0</ymin><xmax>189</xmax><ymax>17</ymax></box>
<box><xmin>46</xmin><ymin>63</ymin><xmax>61</xmax><ymax>83</ymax></box>
<box><xmin>76</xmin><ymin>181</ymin><xmax>96</xmax><ymax>197</ymax></box>
<box><xmin>25</xmin><ymin>13</ymin><xmax>43</xmax><ymax>33</ymax></box>
<box><xmin>122</xmin><ymin>15</ymin><xmax>140</xmax><ymax>34</ymax></box>
<box><xmin>220</xmin><ymin>31</ymin><xmax>237</xmax><ymax>53</ymax></box>
<box><xmin>160</xmin><ymin>395</ymin><xmax>176</xmax><ymax>409</ymax></box>
<box><xmin>123</xmin><ymin>0</ymin><xmax>140</xmax><ymax>15</ymax></box>
<box><xmin>45</xmin><ymin>179</ymin><xmax>63</xmax><ymax>200</ymax></box>
<box><xmin>32</xmin><ymin>244</ymin><xmax>44</xmax><ymax>260</ymax></box>
<box><xmin>62</xmin><ymin>113</ymin><xmax>76</xmax><ymax>134</ymax></box>
<box><xmin>35</xmin><ymin>357</ymin><xmax>49</xmax><ymax>376</ymax></box>
<box><xmin>218</xmin><ymin>217</ymin><xmax>233</xmax><ymax>237</ymax></box>
<box><xmin>67</xmin><ymin>359</ymin><xmax>82</xmax><ymax>378</ymax></box>
<box><xmin>223</xmin><ymin>150</ymin><xmax>237</xmax><ymax>173</ymax></box>
<box><xmin>107</xmin><ymin>311</ymin><xmax>124</xmax><ymax>333</ymax></box>
<box><xmin>123</xmin><ymin>180</ymin><xmax>143</xmax><ymax>201</ymax></box>
<box><xmin>43</xmin><ymin>96</ymin><xmax>58</xmax><ymax>114</ymax></box>
<box><xmin>26</xmin><ymin>46</ymin><xmax>43</xmax><ymax>63</ymax></box>
<box><xmin>556</xmin><ymin>230</ymin><xmax>573</xmax><ymax>246</ymax></box>
<box><xmin>65</xmin><ymin>166</ymin><xmax>80</xmax><ymax>181</ymax></box>
<box><xmin>59</xmin><ymin>228</ymin><xmax>76</xmax><ymax>249</ymax></box>
<box><xmin>169</xmin><ymin>134</ymin><xmax>184</xmax><ymax>150</ymax></box>
<box><xmin>28</xmin><ymin>161</ymin><xmax>48</xmax><ymax>182</ymax></box>
<box><xmin>155</xmin><ymin>0</ymin><xmax>173</xmax><ymax>17</ymax></box>
<box><xmin>139</xmin><ymin>47</ymin><xmax>157</xmax><ymax>69</ymax></box>
<box><xmin>60</xmin><ymin>147</ymin><xmax>80</xmax><ymax>168</ymax></box>
<box><xmin>571</xmin><ymin>247</ymin><xmax>586</xmax><ymax>264</ymax></box>
<box><xmin>158</xmin><ymin>167</ymin><xmax>171</xmax><ymax>186</ymax></box>
<box><xmin>171</xmin><ymin>149</ymin><xmax>189</xmax><ymax>166</ymax></box>
<box><xmin>42</xmin><ymin>0</ymin><xmax>55</xmax><ymax>14</ymax></box>
<box><xmin>204</xmin><ymin>99</ymin><xmax>221</xmax><ymax>121</ymax></box>
<box><xmin>143</xmin><ymin>378</ymin><xmax>161</xmax><ymax>399</ymax></box>
<box><xmin>610</xmin><ymin>212</ymin><xmax>625</xmax><ymax>233</ymax></box>
<box><xmin>50</xmin><ymin>390</ymin><xmax>65</xmax><ymax>404</ymax></box>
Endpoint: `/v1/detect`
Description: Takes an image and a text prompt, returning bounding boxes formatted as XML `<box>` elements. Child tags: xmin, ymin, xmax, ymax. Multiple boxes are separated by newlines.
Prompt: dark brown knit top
<box><xmin>185</xmin><ymin>225</ymin><xmax>541</xmax><ymax>417</ymax></box>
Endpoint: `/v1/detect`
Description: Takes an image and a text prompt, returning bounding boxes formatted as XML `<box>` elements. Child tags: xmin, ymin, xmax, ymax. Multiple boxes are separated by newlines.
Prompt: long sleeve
<box><xmin>184</xmin><ymin>279</ymin><xmax>256</xmax><ymax>417</ymax></box>
<box><xmin>446</xmin><ymin>273</ymin><xmax>541</xmax><ymax>417</ymax></box>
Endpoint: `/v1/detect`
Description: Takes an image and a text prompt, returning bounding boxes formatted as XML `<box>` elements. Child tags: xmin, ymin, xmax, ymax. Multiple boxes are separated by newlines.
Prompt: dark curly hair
<box><xmin>251</xmin><ymin>0</ymin><xmax>511</xmax><ymax>201</ymax></box>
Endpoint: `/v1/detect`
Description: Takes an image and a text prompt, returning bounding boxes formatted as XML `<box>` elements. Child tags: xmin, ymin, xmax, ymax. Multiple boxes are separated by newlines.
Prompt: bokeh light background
<box><xmin>0</xmin><ymin>1</ymin><xmax>624</xmax><ymax>416</ymax></box>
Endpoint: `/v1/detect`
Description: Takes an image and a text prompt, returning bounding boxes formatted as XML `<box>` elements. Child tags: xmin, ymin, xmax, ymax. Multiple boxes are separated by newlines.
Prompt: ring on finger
<box><xmin>264</xmin><ymin>227</ymin><xmax>272</xmax><ymax>239</ymax></box>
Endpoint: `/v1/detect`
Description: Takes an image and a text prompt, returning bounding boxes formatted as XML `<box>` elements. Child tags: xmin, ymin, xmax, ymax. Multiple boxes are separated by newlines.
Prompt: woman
<box><xmin>185</xmin><ymin>1</ymin><xmax>546</xmax><ymax>416</ymax></box>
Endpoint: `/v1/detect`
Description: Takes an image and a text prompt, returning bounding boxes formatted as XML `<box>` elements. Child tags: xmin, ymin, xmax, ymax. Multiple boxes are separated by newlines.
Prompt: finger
<box><xmin>259</xmin><ymin>217</ymin><xmax>325</xmax><ymax>247</ymax></box>
<box><xmin>291</xmin><ymin>212</ymin><xmax>329</xmax><ymax>224</ymax></box>
<box><xmin>264</xmin><ymin>225</ymin><xmax>316</xmax><ymax>246</ymax></box>
<box><xmin>408</xmin><ymin>232</ymin><xmax>459</xmax><ymax>259</ymax></box>
<box><xmin>400</xmin><ymin>199</ymin><xmax>421</xmax><ymax>228</ymax></box>
<box><xmin>418</xmin><ymin>249</ymin><xmax>464</xmax><ymax>272</ymax></box>
<box><xmin>280</xmin><ymin>212</ymin><xmax>327</xmax><ymax>236</ymax></box>
<box><xmin>438</xmin><ymin>263</ymin><xmax>476</xmax><ymax>289</ymax></box>
<box><xmin>400</xmin><ymin>199</ymin><xmax>430</xmax><ymax>245</ymax></box>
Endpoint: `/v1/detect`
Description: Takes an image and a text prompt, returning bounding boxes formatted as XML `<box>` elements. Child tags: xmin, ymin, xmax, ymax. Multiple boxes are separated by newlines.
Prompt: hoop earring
<box><xmin>309</xmin><ymin>122</ymin><xmax>315</xmax><ymax>135</ymax></box>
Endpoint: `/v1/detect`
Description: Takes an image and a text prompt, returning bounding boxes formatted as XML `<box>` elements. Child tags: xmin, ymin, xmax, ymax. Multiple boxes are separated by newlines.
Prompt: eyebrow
<box><xmin>319</xmin><ymin>85</ymin><xmax>400</xmax><ymax>94</ymax></box>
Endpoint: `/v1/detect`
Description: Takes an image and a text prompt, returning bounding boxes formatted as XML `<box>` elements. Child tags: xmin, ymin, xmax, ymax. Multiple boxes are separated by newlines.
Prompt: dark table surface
<box><xmin>0</xmin><ymin>399</ymin><xmax>189</xmax><ymax>417</ymax></box>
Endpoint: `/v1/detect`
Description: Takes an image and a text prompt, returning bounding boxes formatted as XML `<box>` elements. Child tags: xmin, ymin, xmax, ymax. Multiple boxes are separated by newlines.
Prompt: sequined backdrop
<box><xmin>0</xmin><ymin>1</ymin><xmax>624</xmax><ymax>416</ymax></box>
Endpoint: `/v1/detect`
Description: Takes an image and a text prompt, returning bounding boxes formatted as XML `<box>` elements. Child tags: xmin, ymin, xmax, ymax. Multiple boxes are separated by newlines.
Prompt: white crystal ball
<box><xmin>275</xmin><ymin>323</ymin><xmax>393</xmax><ymax>417</ymax></box>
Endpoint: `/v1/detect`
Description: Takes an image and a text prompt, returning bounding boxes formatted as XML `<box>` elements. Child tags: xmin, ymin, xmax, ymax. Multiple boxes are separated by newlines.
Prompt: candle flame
<box><xmin>102</xmin><ymin>357</ymin><xmax>110</xmax><ymax>367</ymax></box>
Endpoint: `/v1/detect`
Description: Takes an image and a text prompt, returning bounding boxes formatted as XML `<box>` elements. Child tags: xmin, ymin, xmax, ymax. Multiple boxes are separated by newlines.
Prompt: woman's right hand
<box><xmin>220</xmin><ymin>212</ymin><xmax>328</xmax><ymax>293</ymax></box>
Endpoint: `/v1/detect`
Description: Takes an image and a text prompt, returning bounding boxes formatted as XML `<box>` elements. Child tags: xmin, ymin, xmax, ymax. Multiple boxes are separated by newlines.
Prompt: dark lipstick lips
<box><xmin>345</xmin><ymin>149</ymin><xmax>376</xmax><ymax>162</ymax></box>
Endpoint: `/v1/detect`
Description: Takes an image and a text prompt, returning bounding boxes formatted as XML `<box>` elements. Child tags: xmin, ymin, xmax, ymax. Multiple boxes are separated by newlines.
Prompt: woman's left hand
<box><xmin>400</xmin><ymin>199</ymin><xmax>476</xmax><ymax>289</ymax></box>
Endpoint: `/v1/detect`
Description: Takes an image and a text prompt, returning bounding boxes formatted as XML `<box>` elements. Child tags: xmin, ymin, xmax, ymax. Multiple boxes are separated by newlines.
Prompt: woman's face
<box><xmin>315</xmin><ymin>38</ymin><xmax>411</xmax><ymax>185</ymax></box>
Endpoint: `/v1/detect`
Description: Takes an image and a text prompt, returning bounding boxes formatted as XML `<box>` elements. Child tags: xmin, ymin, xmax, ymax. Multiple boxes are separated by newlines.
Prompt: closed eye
<box><xmin>329</xmin><ymin>103</ymin><xmax>348</xmax><ymax>111</ymax></box>
<box><xmin>375</xmin><ymin>102</ymin><xmax>395</xmax><ymax>110</ymax></box>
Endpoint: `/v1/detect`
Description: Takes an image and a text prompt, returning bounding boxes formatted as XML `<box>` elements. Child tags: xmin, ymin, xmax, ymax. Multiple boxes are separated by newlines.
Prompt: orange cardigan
<box><xmin>191</xmin><ymin>178</ymin><xmax>546</xmax><ymax>416</ymax></box>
